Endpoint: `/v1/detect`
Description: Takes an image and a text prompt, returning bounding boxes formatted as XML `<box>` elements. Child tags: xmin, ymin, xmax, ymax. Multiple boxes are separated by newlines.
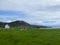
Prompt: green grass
<box><xmin>0</xmin><ymin>28</ymin><xmax>60</xmax><ymax>45</ymax></box>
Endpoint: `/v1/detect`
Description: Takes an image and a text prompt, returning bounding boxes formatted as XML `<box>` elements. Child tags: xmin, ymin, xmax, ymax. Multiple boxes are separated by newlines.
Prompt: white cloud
<box><xmin>0</xmin><ymin>0</ymin><xmax>60</xmax><ymax>26</ymax></box>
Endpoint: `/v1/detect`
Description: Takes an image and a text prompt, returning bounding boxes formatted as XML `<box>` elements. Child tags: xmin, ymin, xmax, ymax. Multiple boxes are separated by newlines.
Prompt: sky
<box><xmin>0</xmin><ymin>0</ymin><xmax>60</xmax><ymax>27</ymax></box>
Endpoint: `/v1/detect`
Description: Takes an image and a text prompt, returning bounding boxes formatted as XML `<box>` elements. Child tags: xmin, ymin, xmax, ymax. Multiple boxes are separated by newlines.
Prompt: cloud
<box><xmin>0</xmin><ymin>0</ymin><xmax>60</xmax><ymax>26</ymax></box>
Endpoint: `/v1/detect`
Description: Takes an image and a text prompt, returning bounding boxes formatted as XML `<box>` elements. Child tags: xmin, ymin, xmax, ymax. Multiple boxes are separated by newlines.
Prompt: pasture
<box><xmin>0</xmin><ymin>28</ymin><xmax>60</xmax><ymax>45</ymax></box>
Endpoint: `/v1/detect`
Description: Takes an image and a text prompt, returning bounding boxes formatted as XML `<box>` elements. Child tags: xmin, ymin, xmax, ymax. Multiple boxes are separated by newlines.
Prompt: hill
<box><xmin>0</xmin><ymin>21</ymin><xmax>50</xmax><ymax>28</ymax></box>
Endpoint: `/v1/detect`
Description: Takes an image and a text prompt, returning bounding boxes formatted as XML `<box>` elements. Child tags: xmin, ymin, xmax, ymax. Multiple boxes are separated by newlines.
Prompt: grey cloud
<box><xmin>35</xmin><ymin>5</ymin><xmax>60</xmax><ymax>12</ymax></box>
<box><xmin>47</xmin><ymin>5</ymin><xmax>60</xmax><ymax>11</ymax></box>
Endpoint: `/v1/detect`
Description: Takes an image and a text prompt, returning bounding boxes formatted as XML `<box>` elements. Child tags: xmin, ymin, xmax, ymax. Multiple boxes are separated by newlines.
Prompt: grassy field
<box><xmin>0</xmin><ymin>28</ymin><xmax>60</xmax><ymax>45</ymax></box>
